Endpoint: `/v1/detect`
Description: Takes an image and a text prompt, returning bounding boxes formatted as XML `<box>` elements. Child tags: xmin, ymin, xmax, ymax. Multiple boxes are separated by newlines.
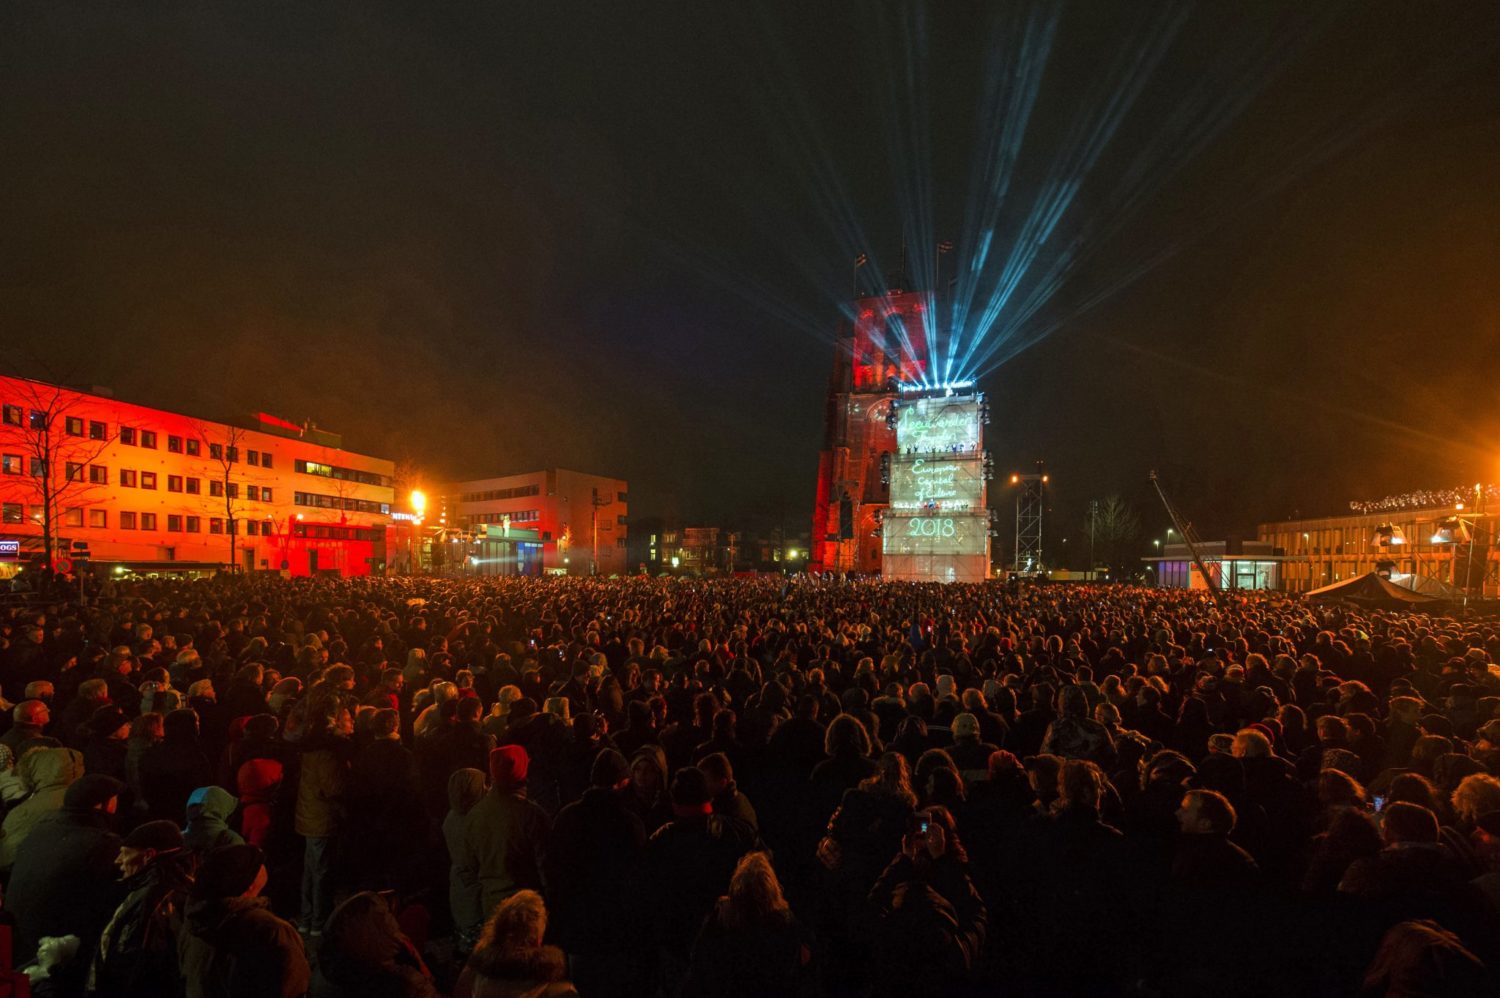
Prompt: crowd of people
<box><xmin>0</xmin><ymin>572</ymin><xmax>1498</xmax><ymax>996</ymax></box>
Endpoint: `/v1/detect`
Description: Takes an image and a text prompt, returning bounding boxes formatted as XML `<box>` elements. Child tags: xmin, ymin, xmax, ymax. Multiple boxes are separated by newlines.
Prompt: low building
<box><xmin>1144</xmin><ymin>541</ymin><xmax>1284</xmax><ymax>591</ymax></box>
<box><xmin>439</xmin><ymin>468</ymin><xmax>628</xmax><ymax>576</ymax></box>
<box><xmin>1258</xmin><ymin>493</ymin><xmax>1494</xmax><ymax>594</ymax></box>
<box><xmin>0</xmin><ymin>375</ymin><xmax>393</xmax><ymax>578</ymax></box>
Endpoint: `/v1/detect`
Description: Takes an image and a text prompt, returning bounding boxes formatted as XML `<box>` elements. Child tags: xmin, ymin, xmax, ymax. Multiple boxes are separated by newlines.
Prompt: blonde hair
<box><xmin>490</xmin><ymin>685</ymin><xmax>523</xmax><ymax>718</ymax></box>
<box><xmin>721</xmin><ymin>851</ymin><xmax>790</xmax><ymax>930</ymax></box>
<box><xmin>1232</xmin><ymin>728</ymin><xmax>1272</xmax><ymax>759</ymax></box>
<box><xmin>543</xmin><ymin>697</ymin><xmax>571</xmax><ymax>722</ymax></box>
<box><xmin>1451</xmin><ymin>773</ymin><xmax>1500</xmax><ymax>825</ymax></box>
<box><xmin>476</xmin><ymin>889</ymin><xmax>547</xmax><ymax>952</ymax></box>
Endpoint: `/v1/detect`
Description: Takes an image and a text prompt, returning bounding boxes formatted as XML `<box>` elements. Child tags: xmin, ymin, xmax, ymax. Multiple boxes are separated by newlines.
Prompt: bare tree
<box><xmin>0</xmin><ymin>379</ymin><xmax>114</xmax><ymax>570</ymax></box>
<box><xmin>1089</xmin><ymin>494</ymin><xmax>1143</xmax><ymax>578</ymax></box>
<box><xmin>192</xmin><ymin>421</ymin><xmax>250</xmax><ymax>572</ymax></box>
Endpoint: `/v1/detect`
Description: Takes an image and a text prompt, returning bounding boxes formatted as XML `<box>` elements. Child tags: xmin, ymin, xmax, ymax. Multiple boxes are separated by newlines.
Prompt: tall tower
<box><xmin>810</xmin><ymin>289</ymin><xmax>930</xmax><ymax>574</ymax></box>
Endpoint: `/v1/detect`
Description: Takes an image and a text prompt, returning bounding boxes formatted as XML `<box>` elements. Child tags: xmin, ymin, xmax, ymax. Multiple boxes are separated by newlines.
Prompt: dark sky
<box><xmin>3</xmin><ymin>2</ymin><xmax>1498</xmax><ymax>550</ymax></box>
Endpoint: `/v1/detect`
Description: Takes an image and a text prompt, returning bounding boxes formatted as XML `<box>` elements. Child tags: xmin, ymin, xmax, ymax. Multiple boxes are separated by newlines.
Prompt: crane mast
<box><xmin>1149</xmin><ymin>470</ymin><xmax>1223</xmax><ymax>601</ymax></box>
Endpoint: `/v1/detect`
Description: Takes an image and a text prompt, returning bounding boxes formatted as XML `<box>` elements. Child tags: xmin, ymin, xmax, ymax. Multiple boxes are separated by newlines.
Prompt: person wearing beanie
<box><xmin>544</xmin><ymin>749</ymin><xmax>646</xmax><ymax>992</ymax></box>
<box><xmin>178</xmin><ymin>844</ymin><xmax>311</xmax><ymax>998</ymax></box>
<box><xmin>640</xmin><ymin>766</ymin><xmax>754</xmax><ymax>983</ymax></box>
<box><xmin>90</xmin><ymin>819</ymin><xmax>195</xmax><ymax>997</ymax></box>
<box><xmin>81</xmin><ymin>703</ymin><xmax>132</xmax><ymax>785</ymax></box>
<box><xmin>453</xmin><ymin>745</ymin><xmax>552</xmax><ymax>941</ymax></box>
<box><xmin>5</xmin><ymin>768</ymin><xmax>123</xmax><ymax>977</ymax></box>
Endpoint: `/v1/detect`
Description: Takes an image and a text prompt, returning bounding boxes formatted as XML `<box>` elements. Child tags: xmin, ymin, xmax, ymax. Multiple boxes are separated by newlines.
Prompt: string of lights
<box><xmin>1348</xmin><ymin>485</ymin><xmax>1496</xmax><ymax>515</ymax></box>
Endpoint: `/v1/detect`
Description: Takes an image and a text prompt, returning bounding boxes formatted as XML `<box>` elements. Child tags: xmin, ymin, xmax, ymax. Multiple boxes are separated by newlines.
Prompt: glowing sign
<box><xmin>894</xmin><ymin>396</ymin><xmax>979</xmax><ymax>454</ymax></box>
<box><xmin>883</xmin><ymin>513</ymin><xmax>989</xmax><ymax>556</ymax></box>
<box><xmin>0</xmin><ymin>539</ymin><xmax>19</xmax><ymax>560</ymax></box>
<box><xmin>889</xmin><ymin>455</ymin><xmax>984</xmax><ymax>512</ymax></box>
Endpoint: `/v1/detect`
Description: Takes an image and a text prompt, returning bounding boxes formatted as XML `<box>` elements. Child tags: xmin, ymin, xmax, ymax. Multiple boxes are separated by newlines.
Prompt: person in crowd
<box><xmin>453</xmin><ymin>745</ymin><xmax>552</xmax><ymax>941</ymax></box>
<box><xmin>296</xmin><ymin>703</ymin><xmax>353</xmax><ymax>936</ymax></box>
<box><xmin>140</xmin><ymin>708</ymin><xmax>214</xmax><ymax>824</ymax></box>
<box><xmin>1172</xmin><ymin>788</ymin><xmax>1259</xmax><ymax>887</ymax></box>
<box><xmin>311</xmin><ymin>890</ymin><xmax>439</xmax><ymax>998</ymax></box>
<box><xmin>443</xmin><ymin>768</ymin><xmax>489</xmax><ymax>955</ymax></box>
<box><xmin>681</xmin><ymin>850</ymin><xmax>815</xmax><ymax>998</ymax></box>
<box><xmin>0</xmin><ymin>745</ymin><xmax>85</xmax><ymax>873</ymax></box>
<box><xmin>7</xmin><ymin>774</ymin><xmax>125</xmax><ymax>977</ymax></box>
<box><xmin>347</xmin><ymin>707</ymin><xmax>424</xmax><ymax>892</ymax></box>
<box><xmin>454</xmin><ymin>889</ymin><xmax>577</xmax><ymax>998</ymax></box>
<box><xmin>544</xmin><ymin>749</ymin><xmax>645</xmax><ymax>995</ymax></box>
<box><xmin>89</xmin><ymin>819</ymin><xmax>195</xmax><ymax>998</ymax></box>
<box><xmin>183</xmin><ymin>786</ymin><xmax>245</xmax><ymax>855</ymax></box>
<box><xmin>178</xmin><ymin>843</ymin><xmax>311</xmax><ymax>998</ymax></box>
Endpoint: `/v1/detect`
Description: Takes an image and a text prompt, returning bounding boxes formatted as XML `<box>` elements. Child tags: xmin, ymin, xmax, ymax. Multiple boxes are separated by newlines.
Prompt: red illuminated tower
<box><xmin>810</xmin><ymin>289</ymin><xmax>930</xmax><ymax>573</ymax></box>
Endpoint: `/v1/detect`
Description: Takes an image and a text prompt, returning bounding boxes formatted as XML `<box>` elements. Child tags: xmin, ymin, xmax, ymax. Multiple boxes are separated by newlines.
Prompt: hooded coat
<box><xmin>90</xmin><ymin>848</ymin><xmax>196</xmax><ymax>997</ymax></box>
<box><xmin>5</xmin><ymin>802</ymin><xmax>123</xmax><ymax>965</ymax></box>
<box><xmin>311</xmin><ymin>891</ymin><xmax>439</xmax><ymax>998</ymax></box>
<box><xmin>0</xmin><ymin>746</ymin><xmax>85</xmax><ymax>870</ymax></box>
<box><xmin>177</xmin><ymin>894</ymin><xmax>310</xmax><ymax>998</ymax></box>
<box><xmin>236</xmin><ymin>757</ymin><xmax>285</xmax><ymax>849</ymax></box>
<box><xmin>183</xmin><ymin>786</ymin><xmax>245</xmax><ymax>854</ymax></box>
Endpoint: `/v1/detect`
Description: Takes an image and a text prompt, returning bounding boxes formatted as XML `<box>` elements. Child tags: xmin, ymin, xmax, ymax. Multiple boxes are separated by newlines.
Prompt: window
<box><xmin>293</xmin><ymin>491</ymin><xmax>390</xmax><ymax>515</ymax></box>
<box><xmin>295</xmin><ymin>460</ymin><xmax>392</xmax><ymax>487</ymax></box>
<box><xmin>210</xmin><ymin>480</ymin><xmax>224</xmax><ymax>498</ymax></box>
<box><xmin>185</xmin><ymin>439</ymin><xmax>200</xmax><ymax>457</ymax></box>
<box><xmin>120</xmin><ymin>511</ymin><xmax>137</xmax><ymax>529</ymax></box>
<box><xmin>25</xmin><ymin>505</ymin><xmax>42</xmax><ymax>524</ymax></box>
<box><xmin>227</xmin><ymin>518</ymin><xmax>237</xmax><ymax>535</ymax></box>
<box><xmin>617</xmin><ymin>514</ymin><xmax>628</xmax><ymax>525</ymax></box>
<box><xmin>209</xmin><ymin>518</ymin><xmax>223</xmax><ymax>534</ymax></box>
<box><xmin>1</xmin><ymin>454</ymin><xmax>20</xmax><ymax>475</ymax></box>
<box><xmin>28</xmin><ymin>458</ymin><xmax>45</xmax><ymax>477</ymax></box>
<box><xmin>226</xmin><ymin>447</ymin><xmax>239</xmax><ymax>464</ymax></box>
<box><xmin>140</xmin><ymin>512</ymin><xmax>156</xmax><ymax>530</ymax></box>
<box><xmin>27</xmin><ymin>411</ymin><xmax>45</xmax><ymax>431</ymax></box>
<box><xmin>167</xmin><ymin>475</ymin><xmax>183</xmax><ymax>492</ymax></box>
<box><xmin>458</xmin><ymin>483</ymin><xmax>540</xmax><ymax>503</ymax></box>
<box><xmin>139</xmin><ymin>430</ymin><xmax>157</xmax><ymax>449</ymax></box>
<box><xmin>185</xmin><ymin>516</ymin><xmax>200</xmax><ymax>533</ymax></box>
<box><xmin>89</xmin><ymin>509</ymin><xmax>107</xmax><ymax>528</ymax></box>
<box><xmin>246</xmin><ymin>450</ymin><xmax>259</xmax><ymax>467</ymax></box>
<box><xmin>140</xmin><ymin>472</ymin><xmax>157</xmax><ymax>490</ymax></box>
<box><xmin>260</xmin><ymin>452</ymin><xmax>273</xmax><ymax>469</ymax></box>
<box><xmin>167</xmin><ymin>435</ymin><xmax>183</xmax><ymax>453</ymax></box>
<box><xmin>120</xmin><ymin>427</ymin><xmax>136</xmax><ymax>445</ymax></box>
<box><xmin>260</xmin><ymin>487</ymin><xmax>272</xmax><ymax>503</ymax></box>
<box><xmin>1</xmin><ymin>503</ymin><xmax>20</xmax><ymax>523</ymax></box>
<box><xmin>66</xmin><ymin>462</ymin><xmax>83</xmax><ymax>481</ymax></box>
<box><xmin>167</xmin><ymin>514</ymin><xmax>183</xmax><ymax>532</ymax></box>
<box><xmin>120</xmin><ymin>469</ymin><xmax>137</xmax><ymax>487</ymax></box>
<box><xmin>209</xmin><ymin>443</ymin><xmax>222</xmax><ymax>460</ymax></box>
<box><xmin>226</xmin><ymin>483</ymin><xmax>239</xmax><ymax>500</ymax></box>
<box><xmin>1</xmin><ymin>406</ymin><xmax>20</xmax><ymax>426</ymax></box>
<box><xmin>245</xmin><ymin>485</ymin><xmax>259</xmax><ymax>502</ymax></box>
<box><xmin>89</xmin><ymin>464</ymin><xmax>108</xmax><ymax>484</ymax></box>
<box><xmin>246</xmin><ymin>520</ymin><xmax>259</xmax><ymax>536</ymax></box>
<box><xmin>63</xmin><ymin>507</ymin><xmax>83</xmax><ymax>527</ymax></box>
<box><xmin>65</xmin><ymin>417</ymin><xmax>83</xmax><ymax>436</ymax></box>
<box><xmin>618</xmin><ymin>491</ymin><xmax>628</xmax><ymax>503</ymax></box>
<box><xmin>89</xmin><ymin>420</ymin><xmax>106</xmax><ymax>440</ymax></box>
<box><xmin>186</xmin><ymin>477</ymin><xmax>201</xmax><ymax>495</ymax></box>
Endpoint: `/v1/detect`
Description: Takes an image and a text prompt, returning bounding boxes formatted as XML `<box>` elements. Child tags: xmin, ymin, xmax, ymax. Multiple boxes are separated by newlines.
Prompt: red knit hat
<box><xmin>489</xmin><ymin>745</ymin><xmax>529</xmax><ymax>789</ymax></box>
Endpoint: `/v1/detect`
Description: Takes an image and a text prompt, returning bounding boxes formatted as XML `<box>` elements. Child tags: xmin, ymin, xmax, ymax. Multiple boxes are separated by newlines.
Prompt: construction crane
<box><xmin>1149</xmin><ymin>470</ymin><xmax>1223</xmax><ymax>601</ymax></box>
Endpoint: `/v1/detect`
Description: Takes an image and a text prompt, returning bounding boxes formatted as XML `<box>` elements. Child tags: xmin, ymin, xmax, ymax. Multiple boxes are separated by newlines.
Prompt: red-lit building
<box><xmin>811</xmin><ymin>290</ymin><xmax>930</xmax><ymax>573</ymax></box>
<box><xmin>439</xmin><ymin>468</ymin><xmax>628</xmax><ymax>576</ymax></box>
<box><xmin>0</xmin><ymin>375</ymin><xmax>394</xmax><ymax>578</ymax></box>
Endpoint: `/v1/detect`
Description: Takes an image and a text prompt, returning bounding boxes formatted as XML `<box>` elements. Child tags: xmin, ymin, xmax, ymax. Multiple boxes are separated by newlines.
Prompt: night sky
<box><xmin>3</xmin><ymin>2</ymin><xmax>1498</xmax><ymax>551</ymax></box>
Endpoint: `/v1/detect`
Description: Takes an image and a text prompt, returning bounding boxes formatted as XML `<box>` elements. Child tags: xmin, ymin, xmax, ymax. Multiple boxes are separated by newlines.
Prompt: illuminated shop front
<box><xmin>1144</xmin><ymin>542</ymin><xmax>1282</xmax><ymax>591</ymax></box>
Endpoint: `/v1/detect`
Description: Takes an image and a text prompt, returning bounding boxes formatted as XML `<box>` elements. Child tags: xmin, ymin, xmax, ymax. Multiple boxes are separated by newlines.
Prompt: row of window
<box><xmin>2</xmin><ymin>407</ymin><xmax>287</xmax><ymax>469</ymax></box>
<box><xmin>465</xmin><ymin>510</ymin><xmax>540</xmax><ymax>525</ymax></box>
<box><xmin>295</xmin><ymin>460</ymin><xmax>390</xmax><ymax>488</ymax></box>
<box><xmin>459</xmin><ymin>483</ymin><xmax>541</xmax><ymax>503</ymax></box>
<box><xmin>293</xmin><ymin>491</ymin><xmax>390</xmax><ymax>515</ymax></box>
<box><xmin>1</xmin><ymin>503</ymin><xmax>380</xmax><ymax>541</ymax></box>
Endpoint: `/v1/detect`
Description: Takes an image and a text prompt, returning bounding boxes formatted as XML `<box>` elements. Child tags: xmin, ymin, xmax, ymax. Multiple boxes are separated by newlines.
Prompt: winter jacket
<box><xmin>140</xmin><ymin>732</ymin><xmax>214</xmax><ymax>824</ymax></box>
<box><xmin>543</xmin><ymin>786</ymin><xmax>646</xmax><ymax>954</ymax></box>
<box><xmin>454</xmin><ymin>788</ymin><xmax>552</xmax><ymax>930</ymax></box>
<box><xmin>453</xmin><ymin>943</ymin><xmax>578</xmax><ymax>998</ymax></box>
<box><xmin>640</xmin><ymin>812</ymin><xmax>754</xmax><ymax>959</ymax></box>
<box><xmin>867</xmin><ymin>853</ymin><xmax>987</xmax><ymax>997</ymax></box>
<box><xmin>311</xmin><ymin>891</ymin><xmax>439</xmax><ymax>998</ymax></box>
<box><xmin>295</xmin><ymin>735</ymin><xmax>350</xmax><ymax>838</ymax></box>
<box><xmin>6</xmin><ymin>805</ymin><xmax>123</xmax><ymax>965</ymax></box>
<box><xmin>681</xmin><ymin>902</ymin><xmax>816</xmax><ymax>998</ymax></box>
<box><xmin>177</xmin><ymin>895</ymin><xmax>310</xmax><ymax>998</ymax></box>
<box><xmin>183</xmin><ymin>786</ymin><xmax>245</xmax><ymax>854</ymax></box>
<box><xmin>0</xmin><ymin>746</ymin><xmax>85</xmax><ymax>871</ymax></box>
<box><xmin>89</xmin><ymin>849</ymin><xmax>195</xmax><ymax>997</ymax></box>
<box><xmin>235</xmin><ymin>757</ymin><xmax>284</xmax><ymax>848</ymax></box>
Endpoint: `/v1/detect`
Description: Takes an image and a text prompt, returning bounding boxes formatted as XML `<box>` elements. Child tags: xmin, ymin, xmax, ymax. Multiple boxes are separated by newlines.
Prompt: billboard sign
<box><xmin>0</xmin><ymin>539</ymin><xmax>19</xmax><ymax>560</ymax></box>
<box><xmin>882</xmin><ymin>512</ymin><xmax>989</xmax><ymax>557</ymax></box>
<box><xmin>888</xmin><ymin>455</ymin><xmax>983</xmax><ymax>512</ymax></box>
<box><xmin>894</xmin><ymin>396</ymin><xmax>979</xmax><ymax>454</ymax></box>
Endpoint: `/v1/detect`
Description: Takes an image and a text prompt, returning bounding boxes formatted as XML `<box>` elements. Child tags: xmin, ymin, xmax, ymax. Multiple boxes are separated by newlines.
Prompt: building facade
<box><xmin>1146</xmin><ymin>541</ymin><xmax>1283</xmax><ymax>591</ymax></box>
<box><xmin>0</xmin><ymin>375</ymin><xmax>393</xmax><ymax>577</ymax></box>
<box><xmin>811</xmin><ymin>289</ymin><xmax>931</xmax><ymax>574</ymax></box>
<box><xmin>439</xmin><ymin>468</ymin><xmax>628</xmax><ymax>576</ymax></box>
<box><xmin>1258</xmin><ymin>502</ymin><xmax>1493</xmax><ymax>595</ymax></box>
